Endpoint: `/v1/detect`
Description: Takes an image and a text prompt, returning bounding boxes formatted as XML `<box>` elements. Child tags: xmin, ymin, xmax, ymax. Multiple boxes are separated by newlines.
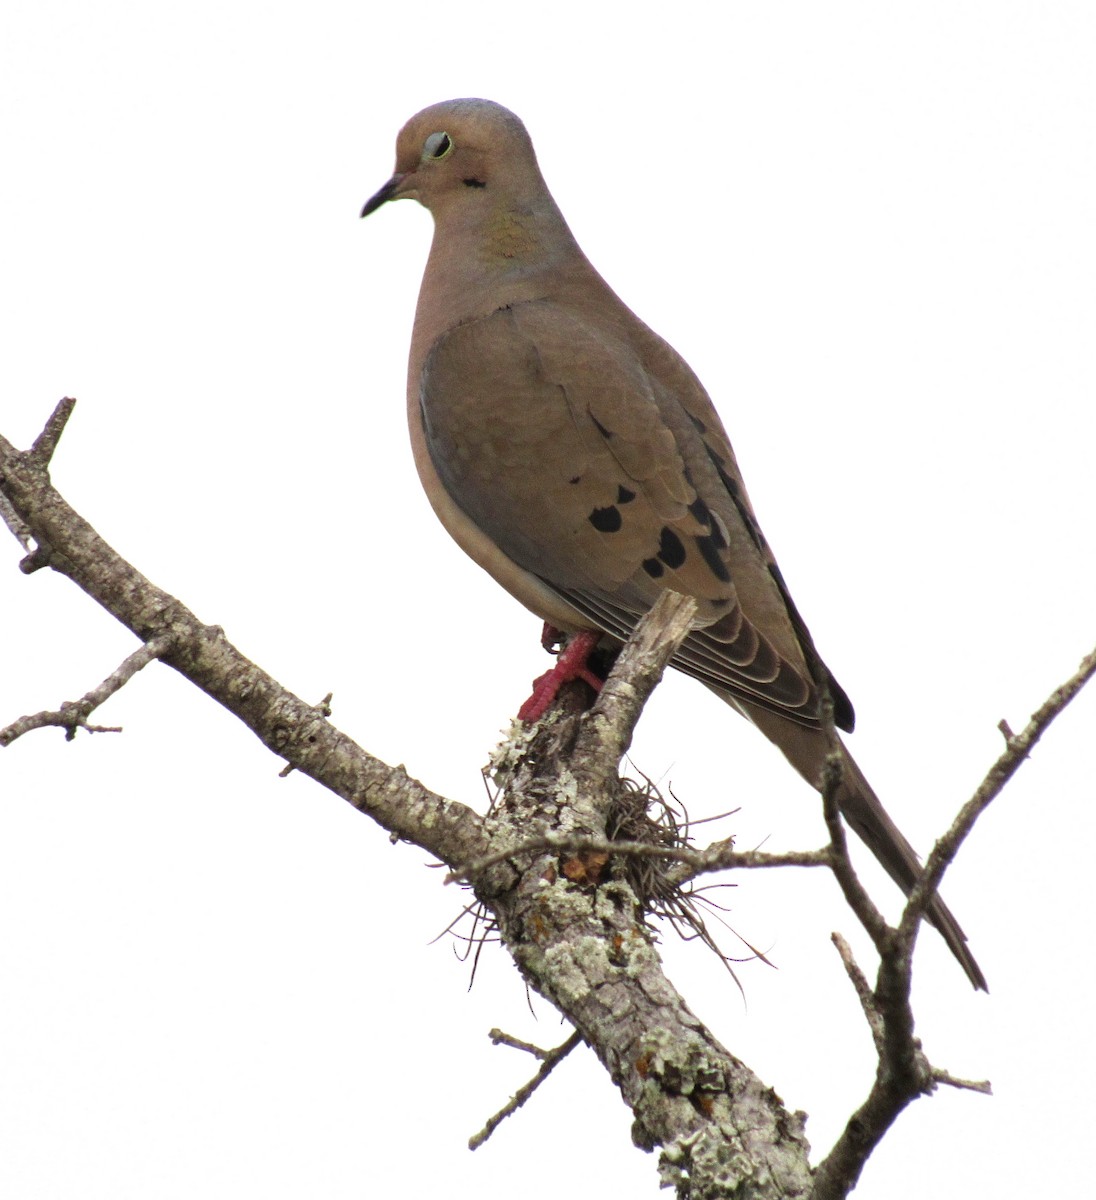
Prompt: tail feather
<box><xmin>728</xmin><ymin>695</ymin><xmax>987</xmax><ymax>991</ymax></box>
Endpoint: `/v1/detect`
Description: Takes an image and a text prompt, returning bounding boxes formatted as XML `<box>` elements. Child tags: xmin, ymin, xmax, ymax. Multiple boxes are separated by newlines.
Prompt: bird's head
<box><xmin>361</xmin><ymin>98</ymin><xmax>545</xmax><ymax>221</ymax></box>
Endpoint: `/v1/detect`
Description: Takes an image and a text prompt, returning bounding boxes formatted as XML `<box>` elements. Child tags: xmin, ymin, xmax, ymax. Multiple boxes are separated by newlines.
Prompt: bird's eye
<box><xmin>423</xmin><ymin>131</ymin><xmax>452</xmax><ymax>160</ymax></box>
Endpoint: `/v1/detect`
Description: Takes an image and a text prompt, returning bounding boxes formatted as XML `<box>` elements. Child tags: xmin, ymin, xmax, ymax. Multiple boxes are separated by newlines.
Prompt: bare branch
<box><xmin>831</xmin><ymin>933</ymin><xmax>885</xmax><ymax>1057</ymax></box>
<box><xmin>819</xmin><ymin>753</ymin><xmax>890</xmax><ymax>957</ymax></box>
<box><xmin>447</xmin><ymin>831</ymin><xmax>828</xmax><ymax>887</ymax></box>
<box><xmin>810</xmin><ymin>647</ymin><xmax>1095</xmax><ymax>1199</ymax></box>
<box><xmin>29</xmin><ymin>396</ymin><xmax>77</xmax><ymax>466</ymax></box>
<box><xmin>1</xmin><ymin>634</ymin><xmax>173</xmax><ymax>746</ymax></box>
<box><xmin>0</xmin><ymin>404</ymin><xmax>489</xmax><ymax>869</ymax></box>
<box><xmin>931</xmin><ymin>1068</ymin><xmax>992</xmax><ymax>1096</ymax></box>
<box><xmin>899</xmin><ymin>641</ymin><xmax>1096</xmax><ymax>948</ymax></box>
<box><xmin>469</xmin><ymin>1030</ymin><xmax>583</xmax><ymax>1150</ymax></box>
<box><xmin>569</xmin><ymin>590</ymin><xmax>697</xmax><ymax>814</ymax></box>
<box><xmin>487</xmin><ymin>1028</ymin><xmax>557</xmax><ymax>1059</ymax></box>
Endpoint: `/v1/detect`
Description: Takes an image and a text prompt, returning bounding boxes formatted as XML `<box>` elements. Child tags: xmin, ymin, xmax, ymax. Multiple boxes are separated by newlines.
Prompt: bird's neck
<box><xmin>412</xmin><ymin>195</ymin><xmax>585</xmax><ymax>353</ymax></box>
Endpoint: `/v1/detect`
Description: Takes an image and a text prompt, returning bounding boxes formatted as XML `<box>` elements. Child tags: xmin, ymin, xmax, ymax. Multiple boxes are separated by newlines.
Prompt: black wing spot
<box><xmin>589</xmin><ymin>505</ymin><xmax>622</xmax><ymax>533</ymax></box>
<box><xmin>689</xmin><ymin>414</ymin><xmax>707</xmax><ymax>434</ymax></box>
<box><xmin>642</xmin><ymin>557</ymin><xmax>664</xmax><ymax>579</ymax></box>
<box><xmin>617</xmin><ymin>485</ymin><xmax>637</xmax><ymax>504</ymax></box>
<box><xmin>569</xmin><ymin>475</ymin><xmax>582</xmax><ymax>485</ymax></box>
<box><xmin>688</xmin><ymin>497</ymin><xmax>711</xmax><ymax>526</ymax></box>
<box><xmin>591</xmin><ymin>415</ymin><xmax>613</xmax><ymax>439</ymax></box>
<box><xmin>657</xmin><ymin>527</ymin><xmax>687</xmax><ymax>569</ymax></box>
<box><xmin>695</xmin><ymin>535</ymin><xmax>732</xmax><ymax>583</ymax></box>
<box><xmin>689</xmin><ymin>497</ymin><xmax>728</xmax><ymax>548</ymax></box>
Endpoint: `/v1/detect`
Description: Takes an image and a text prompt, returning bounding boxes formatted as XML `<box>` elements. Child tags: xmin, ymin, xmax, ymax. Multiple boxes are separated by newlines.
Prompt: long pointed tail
<box><xmin>733</xmin><ymin>698</ymin><xmax>987</xmax><ymax>991</ymax></box>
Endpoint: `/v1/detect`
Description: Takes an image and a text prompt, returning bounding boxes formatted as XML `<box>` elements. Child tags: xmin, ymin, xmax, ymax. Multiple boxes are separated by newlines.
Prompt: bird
<box><xmin>361</xmin><ymin>98</ymin><xmax>986</xmax><ymax>991</ymax></box>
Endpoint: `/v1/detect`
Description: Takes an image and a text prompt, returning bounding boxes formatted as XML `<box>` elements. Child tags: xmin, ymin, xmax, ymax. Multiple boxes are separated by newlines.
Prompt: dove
<box><xmin>361</xmin><ymin>98</ymin><xmax>985</xmax><ymax>990</ymax></box>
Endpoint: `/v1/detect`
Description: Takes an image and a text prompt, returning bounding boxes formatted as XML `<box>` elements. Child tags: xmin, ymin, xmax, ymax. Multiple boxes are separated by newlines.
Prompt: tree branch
<box><xmin>810</xmin><ymin>650</ymin><xmax>1096</xmax><ymax>1198</ymax></box>
<box><xmin>0</xmin><ymin>634</ymin><xmax>173</xmax><ymax>745</ymax></box>
<box><xmin>469</xmin><ymin>1029</ymin><xmax>583</xmax><ymax>1150</ymax></box>
<box><xmin>899</xmin><ymin>641</ymin><xmax>1096</xmax><ymax>949</ymax></box>
<box><xmin>448</xmin><ymin>832</ymin><xmax>829</xmax><ymax>887</ymax></box>
<box><xmin>0</xmin><ymin>400</ymin><xmax>488</xmax><ymax>868</ymax></box>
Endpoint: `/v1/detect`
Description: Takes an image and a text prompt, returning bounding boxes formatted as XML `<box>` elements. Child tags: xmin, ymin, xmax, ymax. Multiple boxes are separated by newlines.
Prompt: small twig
<box><xmin>0</xmin><ymin>634</ymin><xmax>174</xmax><ymax>747</ymax></box>
<box><xmin>469</xmin><ymin>1029</ymin><xmax>582</xmax><ymax>1150</ymax></box>
<box><xmin>1</xmin><ymin>398</ymin><xmax>75</xmax><ymax>574</ymax></box>
<box><xmin>899</xmin><ymin>641</ymin><xmax>1096</xmax><ymax>949</ymax></box>
<box><xmin>809</xmin><ymin>648</ymin><xmax>1096</xmax><ymax>1200</ymax></box>
<box><xmin>488</xmin><ymin>1028</ymin><xmax>554</xmax><ymax>1060</ymax></box>
<box><xmin>819</xmin><ymin>754</ymin><xmax>890</xmax><ymax>958</ymax></box>
<box><xmin>29</xmin><ymin>396</ymin><xmax>77</xmax><ymax>465</ymax></box>
<box><xmin>831</xmin><ymin>932</ymin><xmax>885</xmax><ymax>1056</ymax></box>
<box><xmin>445</xmin><ymin>832</ymin><xmax>829</xmax><ymax>886</ymax></box>
<box><xmin>931</xmin><ymin>1068</ymin><xmax>992</xmax><ymax>1096</ymax></box>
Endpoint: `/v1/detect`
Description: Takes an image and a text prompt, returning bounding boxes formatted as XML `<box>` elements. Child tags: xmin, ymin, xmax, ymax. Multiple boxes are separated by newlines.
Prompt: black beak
<box><xmin>360</xmin><ymin>173</ymin><xmax>406</xmax><ymax>218</ymax></box>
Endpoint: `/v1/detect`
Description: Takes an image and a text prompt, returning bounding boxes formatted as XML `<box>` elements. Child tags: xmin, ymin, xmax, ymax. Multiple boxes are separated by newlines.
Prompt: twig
<box><xmin>445</xmin><ymin>832</ymin><xmax>829</xmax><ymax>886</ymax></box>
<box><xmin>29</xmin><ymin>396</ymin><xmax>76</xmax><ymax>465</ymax></box>
<box><xmin>831</xmin><ymin>933</ymin><xmax>885</xmax><ymax>1056</ymax></box>
<box><xmin>469</xmin><ymin>1030</ymin><xmax>582</xmax><ymax>1150</ymax></box>
<box><xmin>0</xmin><ymin>398</ymin><xmax>78</xmax><ymax>573</ymax></box>
<box><xmin>811</xmin><ymin>648</ymin><xmax>1096</xmax><ymax>1200</ymax></box>
<box><xmin>819</xmin><ymin>753</ymin><xmax>890</xmax><ymax>957</ymax></box>
<box><xmin>0</xmin><ymin>401</ymin><xmax>489</xmax><ymax>867</ymax></box>
<box><xmin>1</xmin><ymin>634</ymin><xmax>174</xmax><ymax>746</ymax></box>
<box><xmin>488</xmin><ymin>1028</ymin><xmax>554</xmax><ymax>1059</ymax></box>
<box><xmin>899</xmin><ymin>641</ymin><xmax>1096</xmax><ymax>948</ymax></box>
<box><xmin>931</xmin><ymin>1068</ymin><xmax>992</xmax><ymax>1095</ymax></box>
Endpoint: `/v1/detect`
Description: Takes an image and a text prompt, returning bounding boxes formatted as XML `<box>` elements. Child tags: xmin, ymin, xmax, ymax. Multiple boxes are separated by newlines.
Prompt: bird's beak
<box><xmin>360</xmin><ymin>172</ymin><xmax>409</xmax><ymax>218</ymax></box>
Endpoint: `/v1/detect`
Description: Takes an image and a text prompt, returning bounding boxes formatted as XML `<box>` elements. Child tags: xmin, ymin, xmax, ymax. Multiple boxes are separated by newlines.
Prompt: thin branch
<box><xmin>1</xmin><ymin>634</ymin><xmax>174</xmax><ymax>746</ymax></box>
<box><xmin>469</xmin><ymin>1030</ymin><xmax>582</xmax><ymax>1150</ymax></box>
<box><xmin>446</xmin><ymin>831</ymin><xmax>829</xmax><ymax>887</ymax></box>
<box><xmin>29</xmin><ymin>396</ymin><xmax>76</xmax><ymax>465</ymax></box>
<box><xmin>899</xmin><ymin>641</ymin><xmax>1096</xmax><ymax>948</ymax></box>
<box><xmin>0</xmin><ymin>402</ymin><xmax>489</xmax><ymax>869</ymax></box>
<box><xmin>488</xmin><ymin>1028</ymin><xmax>556</xmax><ymax>1059</ymax></box>
<box><xmin>810</xmin><ymin>647</ymin><xmax>1095</xmax><ymax>1200</ymax></box>
<box><xmin>819</xmin><ymin>753</ymin><xmax>890</xmax><ymax>957</ymax></box>
<box><xmin>831</xmin><ymin>933</ymin><xmax>885</xmax><ymax>1057</ymax></box>
<box><xmin>931</xmin><ymin>1068</ymin><xmax>992</xmax><ymax>1096</ymax></box>
<box><xmin>569</xmin><ymin>590</ymin><xmax>696</xmax><ymax>813</ymax></box>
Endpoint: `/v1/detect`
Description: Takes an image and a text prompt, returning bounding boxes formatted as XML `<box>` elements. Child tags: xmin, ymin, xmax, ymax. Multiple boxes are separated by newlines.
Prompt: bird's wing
<box><xmin>418</xmin><ymin>298</ymin><xmax>851</xmax><ymax>728</ymax></box>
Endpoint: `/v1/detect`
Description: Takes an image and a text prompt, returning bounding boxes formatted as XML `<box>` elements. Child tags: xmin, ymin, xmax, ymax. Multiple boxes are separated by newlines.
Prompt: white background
<box><xmin>2</xmin><ymin>3</ymin><xmax>1094</xmax><ymax>1196</ymax></box>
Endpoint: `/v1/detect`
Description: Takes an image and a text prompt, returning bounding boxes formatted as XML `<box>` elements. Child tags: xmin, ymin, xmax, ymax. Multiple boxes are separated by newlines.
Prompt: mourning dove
<box><xmin>361</xmin><ymin>98</ymin><xmax>986</xmax><ymax>991</ymax></box>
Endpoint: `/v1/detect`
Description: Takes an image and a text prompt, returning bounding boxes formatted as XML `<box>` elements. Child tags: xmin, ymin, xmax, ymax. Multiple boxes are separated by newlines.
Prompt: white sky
<box><xmin>2</xmin><ymin>2</ymin><xmax>1094</xmax><ymax>1197</ymax></box>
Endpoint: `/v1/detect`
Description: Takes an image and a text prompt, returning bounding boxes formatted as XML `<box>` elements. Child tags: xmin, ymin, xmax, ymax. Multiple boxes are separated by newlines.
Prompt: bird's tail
<box><xmin>731</xmin><ymin>698</ymin><xmax>987</xmax><ymax>991</ymax></box>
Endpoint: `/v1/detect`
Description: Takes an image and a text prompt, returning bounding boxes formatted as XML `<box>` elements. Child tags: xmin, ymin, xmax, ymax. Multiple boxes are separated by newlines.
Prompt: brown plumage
<box><xmin>362</xmin><ymin>98</ymin><xmax>986</xmax><ymax>990</ymax></box>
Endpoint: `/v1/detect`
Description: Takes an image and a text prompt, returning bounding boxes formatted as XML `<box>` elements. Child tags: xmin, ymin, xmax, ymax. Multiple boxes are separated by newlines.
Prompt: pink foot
<box><xmin>540</xmin><ymin>621</ymin><xmax>564</xmax><ymax>652</ymax></box>
<box><xmin>518</xmin><ymin>630</ymin><xmax>604</xmax><ymax>723</ymax></box>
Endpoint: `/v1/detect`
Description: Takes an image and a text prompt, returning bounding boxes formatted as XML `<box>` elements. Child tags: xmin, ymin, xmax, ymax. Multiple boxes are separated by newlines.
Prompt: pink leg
<box><xmin>518</xmin><ymin>630</ymin><xmax>604</xmax><ymax>723</ymax></box>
